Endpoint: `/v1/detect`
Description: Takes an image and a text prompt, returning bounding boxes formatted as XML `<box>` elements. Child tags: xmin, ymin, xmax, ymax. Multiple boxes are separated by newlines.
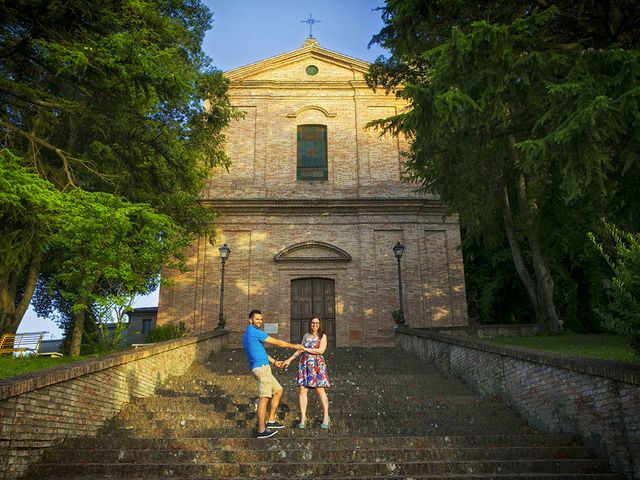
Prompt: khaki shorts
<box><xmin>251</xmin><ymin>365</ymin><xmax>282</xmax><ymax>398</ymax></box>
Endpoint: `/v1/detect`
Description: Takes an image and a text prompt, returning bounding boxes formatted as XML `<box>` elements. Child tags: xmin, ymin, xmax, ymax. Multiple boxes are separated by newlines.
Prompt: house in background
<box><xmin>103</xmin><ymin>306</ymin><xmax>159</xmax><ymax>347</ymax></box>
<box><xmin>123</xmin><ymin>306</ymin><xmax>158</xmax><ymax>345</ymax></box>
<box><xmin>39</xmin><ymin>338</ymin><xmax>63</xmax><ymax>354</ymax></box>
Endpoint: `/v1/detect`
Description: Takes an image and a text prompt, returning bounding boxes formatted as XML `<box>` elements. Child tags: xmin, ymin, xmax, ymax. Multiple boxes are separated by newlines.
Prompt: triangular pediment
<box><xmin>225</xmin><ymin>38</ymin><xmax>370</xmax><ymax>82</ymax></box>
<box><xmin>274</xmin><ymin>241</ymin><xmax>352</xmax><ymax>263</ymax></box>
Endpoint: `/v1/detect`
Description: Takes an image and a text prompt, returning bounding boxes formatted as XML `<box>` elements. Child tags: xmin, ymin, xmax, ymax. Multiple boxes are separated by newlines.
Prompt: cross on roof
<box><xmin>301</xmin><ymin>13</ymin><xmax>321</xmax><ymax>39</ymax></box>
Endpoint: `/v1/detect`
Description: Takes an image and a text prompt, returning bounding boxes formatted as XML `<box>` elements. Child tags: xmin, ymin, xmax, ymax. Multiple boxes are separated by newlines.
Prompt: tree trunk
<box><xmin>69</xmin><ymin>309</ymin><xmax>85</xmax><ymax>357</ymax></box>
<box><xmin>0</xmin><ymin>252</ymin><xmax>42</xmax><ymax>334</ymax></box>
<box><xmin>514</xmin><ymin>172</ymin><xmax>562</xmax><ymax>333</ymax></box>
<box><xmin>528</xmin><ymin>235</ymin><xmax>563</xmax><ymax>332</ymax></box>
<box><xmin>502</xmin><ymin>185</ymin><xmax>542</xmax><ymax>325</ymax></box>
<box><xmin>502</xmin><ymin>135</ymin><xmax>562</xmax><ymax>333</ymax></box>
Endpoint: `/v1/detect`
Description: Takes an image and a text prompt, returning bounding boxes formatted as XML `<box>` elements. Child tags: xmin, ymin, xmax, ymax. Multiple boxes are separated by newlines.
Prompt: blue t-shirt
<box><xmin>242</xmin><ymin>324</ymin><xmax>269</xmax><ymax>369</ymax></box>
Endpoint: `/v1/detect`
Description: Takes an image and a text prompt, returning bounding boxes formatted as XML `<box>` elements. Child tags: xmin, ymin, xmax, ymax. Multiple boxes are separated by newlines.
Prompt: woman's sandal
<box><xmin>297</xmin><ymin>419</ymin><xmax>306</xmax><ymax>429</ymax></box>
<box><xmin>320</xmin><ymin>418</ymin><xmax>330</xmax><ymax>429</ymax></box>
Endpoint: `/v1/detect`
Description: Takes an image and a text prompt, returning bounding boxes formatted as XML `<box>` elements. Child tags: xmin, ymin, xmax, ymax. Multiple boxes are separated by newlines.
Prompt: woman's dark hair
<box><xmin>308</xmin><ymin>317</ymin><xmax>325</xmax><ymax>339</ymax></box>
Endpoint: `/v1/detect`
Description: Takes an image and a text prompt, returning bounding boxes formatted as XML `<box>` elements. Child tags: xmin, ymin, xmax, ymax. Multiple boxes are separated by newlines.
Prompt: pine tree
<box><xmin>368</xmin><ymin>0</ymin><xmax>640</xmax><ymax>332</ymax></box>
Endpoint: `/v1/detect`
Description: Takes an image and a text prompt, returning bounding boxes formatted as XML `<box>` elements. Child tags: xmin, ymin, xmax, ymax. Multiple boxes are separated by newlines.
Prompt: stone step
<box><xmin>165</xmin><ymin>367</ymin><xmax>465</xmax><ymax>379</ymax></box>
<box><xmin>103</xmin><ymin>424</ymin><xmax>537</xmax><ymax>438</ymax></box>
<box><xmin>151</xmin><ymin>381</ymin><xmax>490</xmax><ymax>400</ymax></box>
<box><xmin>28</xmin><ymin>475</ymin><xmax>624</xmax><ymax>480</ymax></box>
<box><xmin>136</xmin><ymin>393</ymin><xmax>505</xmax><ymax>409</ymax></box>
<box><xmin>204</xmin><ymin>365</ymin><xmax>439</xmax><ymax>376</ymax></box>
<box><xmin>57</xmin><ymin>433</ymin><xmax>584</xmax><ymax>451</ymax></box>
<box><xmin>149</xmin><ymin>391</ymin><xmax>493</xmax><ymax>404</ymax></box>
<box><xmin>118</xmin><ymin>404</ymin><xmax>524</xmax><ymax>424</ymax></box>
<box><xmin>43</xmin><ymin>446</ymin><xmax>597</xmax><ymax>464</ymax></box>
<box><xmin>111</xmin><ymin>413</ymin><xmax>529</xmax><ymax>431</ymax></box>
<box><xmin>128</xmin><ymin>404</ymin><xmax>516</xmax><ymax>418</ymax></box>
<box><xmin>105</xmin><ymin>423</ymin><xmax>534</xmax><ymax>438</ymax></box>
<box><xmin>156</xmin><ymin>383</ymin><xmax>478</xmax><ymax>396</ymax></box>
<box><xmin>165</xmin><ymin>372</ymin><xmax>460</xmax><ymax>386</ymax></box>
<box><xmin>33</xmin><ymin>458</ymin><xmax>613</xmax><ymax>477</ymax></box>
<box><xmin>117</xmin><ymin>399</ymin><xmax>523</xmax><ymax>416</ymax></box>
<box><xmin>24</xmin><ymin>347</ymin><xmax>620</xmax><ymax>480</ymax></box>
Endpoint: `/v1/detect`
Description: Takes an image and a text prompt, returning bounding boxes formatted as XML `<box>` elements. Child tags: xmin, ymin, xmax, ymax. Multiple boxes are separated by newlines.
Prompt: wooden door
<box><xmin>291</xmin><ymin>278</ymin><xmax>336</xmax><ymax>346</ymax></box>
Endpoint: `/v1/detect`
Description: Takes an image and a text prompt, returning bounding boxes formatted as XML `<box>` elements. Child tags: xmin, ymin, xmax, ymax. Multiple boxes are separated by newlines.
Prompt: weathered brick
<box><xmin>398</xmin><ymin>328</ymin><xmax>640</xmax><ymax>480</ymax></box>
<box><xmin>0</xmin><ymin>331</ymin><xmax>228</xmax><ymax>479</ymax></box>
<box><xmin>157</xmin><ymin>39</ymin><xmax>468</xmax><ymax>347</ymax></box>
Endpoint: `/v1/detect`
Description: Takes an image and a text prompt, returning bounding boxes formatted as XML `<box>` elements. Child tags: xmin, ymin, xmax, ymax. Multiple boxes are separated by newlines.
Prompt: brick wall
<box><xmin>160</xmin><ymin>208</ymin><xmax>469</xmax><ymax>347</ymax></box>
<box><xmin>158</xmin><ymin>39</ymin><xmax>470</xmax><ymax>346</ymax></box>
<box><xmin>0</xmin><ymin>330</ymin><xmax>228</xmax><ymax>479</ymax></box>
<box><xmin>396</xmin><ymin>328</ymin><xmax>640</xmax><ymax>479</ymax></box>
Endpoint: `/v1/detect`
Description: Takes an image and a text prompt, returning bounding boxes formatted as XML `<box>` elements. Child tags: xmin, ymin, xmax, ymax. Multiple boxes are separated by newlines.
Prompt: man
<box><xmin>242</xmin><ymin>309</ymin><xmax>304</xmax><ymax>439</ymax></box>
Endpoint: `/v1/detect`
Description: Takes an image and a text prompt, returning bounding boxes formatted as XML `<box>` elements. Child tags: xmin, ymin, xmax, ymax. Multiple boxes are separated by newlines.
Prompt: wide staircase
<box><xmin>28</xmin><ymin>347</ymin><xmax>621</xmax><ymax>479</ymax></box>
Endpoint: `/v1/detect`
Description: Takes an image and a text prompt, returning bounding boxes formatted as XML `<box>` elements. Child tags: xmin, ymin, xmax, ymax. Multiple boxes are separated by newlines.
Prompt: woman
<box><xmin>283</xmin><ymin>317</ymin><xmax>331</xmax><ymax>429</ymax></box>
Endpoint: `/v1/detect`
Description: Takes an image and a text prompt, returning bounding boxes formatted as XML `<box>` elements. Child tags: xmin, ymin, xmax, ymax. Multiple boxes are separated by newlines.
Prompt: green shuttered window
<box><xmin>297</xmin><ymin>125</ymin><xmax>327</xmax><ymax>180</ymax></box>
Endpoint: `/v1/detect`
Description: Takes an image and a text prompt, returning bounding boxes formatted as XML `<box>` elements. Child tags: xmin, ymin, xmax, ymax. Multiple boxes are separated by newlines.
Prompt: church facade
<box><xmin>157</xmin><ymin>39</ymin><xmax>468</xmax><ymax>346</ymax></box>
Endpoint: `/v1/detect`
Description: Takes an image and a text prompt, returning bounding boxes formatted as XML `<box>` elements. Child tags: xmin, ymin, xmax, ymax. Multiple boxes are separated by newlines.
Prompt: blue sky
<box><xmin>18</xmin><ymin>0</ymin><xmax>389</xmax><ymax>339</ymax></box>
<box><xmin>203</xmin><ymin>0</ymin><xmax>388</xmax><ymax>71</ymax></box>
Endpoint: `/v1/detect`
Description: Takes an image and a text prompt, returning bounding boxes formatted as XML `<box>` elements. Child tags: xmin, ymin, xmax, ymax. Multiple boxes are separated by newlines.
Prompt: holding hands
<box><xmin>276</xmin><ymin>359</ymin><xmax>291</xmax><ymax>369</ymax></box>
<box><xmin>275</xmin><ymin>347</ymin><xmax>309</xmax><ymax>369</ymax></box>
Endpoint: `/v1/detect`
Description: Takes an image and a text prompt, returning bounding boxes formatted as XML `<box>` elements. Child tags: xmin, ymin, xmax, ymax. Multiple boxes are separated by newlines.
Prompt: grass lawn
<box><xmin>486</xmin><ymin>333</ymin><xmax>639</xmax><ymax>364</ymax></box>
<box><xmin>0</xmin><ymin>354</ymin><xmax>99</xmax><ymax>380</ymax></box>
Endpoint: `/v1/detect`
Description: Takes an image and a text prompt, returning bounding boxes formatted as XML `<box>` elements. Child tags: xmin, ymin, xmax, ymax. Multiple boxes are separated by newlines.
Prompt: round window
<box><xmin>305</xmin><ymin>65</ymin><xmax>319</xmax><ymax>76</ymax></box>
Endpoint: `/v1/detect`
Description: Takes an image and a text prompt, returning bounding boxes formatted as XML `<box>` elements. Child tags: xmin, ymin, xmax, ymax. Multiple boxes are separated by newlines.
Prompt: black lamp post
<box><xmin>217</xmin><ymin>243</ymin><xmax>231</xmax><ymax>330</ymax></box>
<box><xmin>393</xmin><ymin>241</ymin><xmax>406</xmax><ymax>326</ymax></box>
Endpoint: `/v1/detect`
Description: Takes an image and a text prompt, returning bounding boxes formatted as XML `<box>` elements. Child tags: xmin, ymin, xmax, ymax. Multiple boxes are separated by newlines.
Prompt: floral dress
<box><xmin>297</xmin><ymin>334</ymin><xmax>331</xmax><ymax>388</ymax></box>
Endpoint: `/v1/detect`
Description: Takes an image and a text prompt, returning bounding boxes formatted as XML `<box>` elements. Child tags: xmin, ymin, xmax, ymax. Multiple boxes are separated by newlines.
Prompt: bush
<box><xmin>589</xmin><ymin>221</ymin><xmax>640</xmax><ymax>357</ymax></box>
<box><xmin>145</xmin><ymin>321</ymin><xmax>187</xmax><ymax>343</ymax></box>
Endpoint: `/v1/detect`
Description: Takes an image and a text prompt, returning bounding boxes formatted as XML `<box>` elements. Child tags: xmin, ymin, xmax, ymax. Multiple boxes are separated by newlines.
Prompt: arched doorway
<box><xmin>291</xmin><ymin>278</ymin><xmax>336</xmax><ymax>346</ymax></box>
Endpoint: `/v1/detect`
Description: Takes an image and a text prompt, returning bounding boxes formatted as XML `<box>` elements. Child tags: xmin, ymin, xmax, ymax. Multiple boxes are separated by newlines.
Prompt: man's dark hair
<box><xmin>249</xmin><ymin>309</ymin><xmax>262</xmax><ymax>319</ymax></box>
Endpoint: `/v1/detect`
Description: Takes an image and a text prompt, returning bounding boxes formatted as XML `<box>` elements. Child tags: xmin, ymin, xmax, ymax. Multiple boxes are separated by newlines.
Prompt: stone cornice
<box><xmin>229</xmin><ymin>80</ymin><xmax>372</xmax><ymax>90</ymax></box>
<box><xmin>225</xmin><ymin>42</ymin><xmax>370</xmax><ymax>82</ymax></box>
<box><xmin>201</xmin><ymin>197</ymin><xmax>453</xmax><ymax>217</ymax></box>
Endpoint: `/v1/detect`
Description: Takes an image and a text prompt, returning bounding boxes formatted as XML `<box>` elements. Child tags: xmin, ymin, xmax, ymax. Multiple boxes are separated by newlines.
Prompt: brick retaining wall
<box><xmin>0</xmin><ymin>330</ymin><xmax>228</xmax><ymax>479</ymax></box>
<box><xmin>396</xmin><ymin>327</ymin><xmax>640</xmax><ymax>480</ymax></box>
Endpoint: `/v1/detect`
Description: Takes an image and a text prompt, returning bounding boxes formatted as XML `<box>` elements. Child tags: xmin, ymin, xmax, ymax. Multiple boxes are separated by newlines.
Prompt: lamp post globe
<box><xmin>393</xmin><ymin>241</ymin><xmax>405</xmax><ymax>260</ymax></box>
<box><xmin>219</xmin><ymin>243</ymin><xmax>231</xmax><ymax>261</ymax></box>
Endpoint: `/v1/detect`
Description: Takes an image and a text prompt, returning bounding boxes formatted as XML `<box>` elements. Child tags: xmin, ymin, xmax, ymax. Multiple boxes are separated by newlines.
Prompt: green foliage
<box><xmin>45</xmin><ymin>189</ymin><xmax>189</xmax><ymax>310</ymax></box>
<box><xmin>0</xmin><ymin>0</ymin><xmax>235</xmax><ymax>333</ymax></box>
<box><xmin>589</xmin><ymin>221</ymin><xmax>640</xmax><ymax>357</ymax></box>
<box><xmin>391</xmin><ymin>309</ymin><xmax>404</xmax><ymax>325</ymax></box>
<box><xmin>33</xmin><ymin>188</ymin><xmax>190</xmax><ymax>354</ymax></box>
<box><xmin>368</xmin><ymin>1</ymin><xmax>640</xmax><ymax>332</ymax></box>
<box><xmin>146</xmin><ymin>321</ymin><xmax>187</xmax><ymax>343</ymax></box>
<box><xmin>93</xmin><ymin>294</ymin><xmax>135</xmax><ymax>354</ymax></box>
<box><xmin>0</xmin><ymin>150</ymin><xmax>62</xmax><ymax>274</ymax></box>
<box><xmin>0</xmin><ymin>150</ymin><xmax>67</xmax><ymax>333</ymax></box>
<box><xmin>1</xmin><ymin>0</ymin><xmax>234</xmax><ymax>217</ymax></box>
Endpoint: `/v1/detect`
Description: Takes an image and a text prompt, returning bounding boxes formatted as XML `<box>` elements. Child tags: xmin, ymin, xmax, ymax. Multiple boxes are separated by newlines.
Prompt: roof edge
<box><xmin>225</xmin><ymin>41</ymin><xmax>371</xmax><ymax>81</ymax></box>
